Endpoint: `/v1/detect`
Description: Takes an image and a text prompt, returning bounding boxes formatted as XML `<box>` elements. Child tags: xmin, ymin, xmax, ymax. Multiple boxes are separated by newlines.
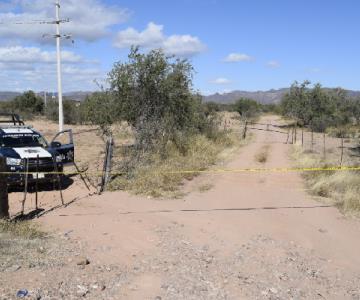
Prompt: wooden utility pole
<box><xmin>0</xmin><ymin>157</ymin><xmax>9</xmax><ymax>219</ymax></box>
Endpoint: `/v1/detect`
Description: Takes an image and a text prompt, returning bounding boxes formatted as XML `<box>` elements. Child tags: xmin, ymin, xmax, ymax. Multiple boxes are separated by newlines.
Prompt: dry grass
<box><xmin>27</xmin><ymin>116</ymin><xmax>247</xmax><ymax>198</ymax></box>
<box><xmin>0</xmin><ymin>220</ymin><xmax>49</xmax><ymax>272</ymax></box>
<box><xmin>110</xmin><ymin>131</ymin><xmax>245</xmax><ymax>198</ymax></box>
<box><xmin>255</xmin><ymin>145</ymin><xmax>271</xmax><ymax>163</ymax></box>
<box><xmin>0</xmin><ymin>220</ymin><xmax>79</xmax><ymax>276</ymax></box>
<box><xmin>292</xmin><ymin>146</ymin><xmax>360</xmax><ymax>215</ymax></box>
<box><xmin>198</xmin><ymin>183</ymin><xmax>214</xmax><ymax>193</ymax></box>
<box><xmin>0</xmin><ymin>220</ymin><xmax>45</xmax><ymax>239</ymax></box>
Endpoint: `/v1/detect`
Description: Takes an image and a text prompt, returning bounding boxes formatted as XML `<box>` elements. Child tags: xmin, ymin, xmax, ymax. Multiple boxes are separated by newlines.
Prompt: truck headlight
<box><xmin>6</xmin><ymin>157</ymin><xmax>22</xmax><ymax>166</ymax></box>
<box><xmin>55</xmin><ymin>155</ymin><xmax>63</xmax><ymax>163</ymax></box>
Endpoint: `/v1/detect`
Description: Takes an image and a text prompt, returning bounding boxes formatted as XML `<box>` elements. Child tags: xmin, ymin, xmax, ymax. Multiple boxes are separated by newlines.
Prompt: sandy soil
<box><xmin>2</xmin><ymin>115</ymin><xmax>360</xmax><ymax>299</ymax></box>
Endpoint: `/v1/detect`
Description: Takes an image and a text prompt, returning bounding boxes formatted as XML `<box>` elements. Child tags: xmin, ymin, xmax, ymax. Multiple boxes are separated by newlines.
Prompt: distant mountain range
<box><xmin>203</xmin><ymin>88</ymin><xmax>360</xmax><ymax>104</ymax></box>
<box><xmin>1</xmin><ymin>88</ymin><xmax>360</xmax><ymax>104</ymax></box>
<box><xmin>0</xmin><ymin>92</ymin><xmax>21</xmax><ymax>101</ymax></box>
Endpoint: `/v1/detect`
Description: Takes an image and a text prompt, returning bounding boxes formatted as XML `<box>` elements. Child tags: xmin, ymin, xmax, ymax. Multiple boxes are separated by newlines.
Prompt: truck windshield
<box><xmin>0</xmin><ymin>134</ymin><xmax>48</xmax><ymax>148</ymax></box>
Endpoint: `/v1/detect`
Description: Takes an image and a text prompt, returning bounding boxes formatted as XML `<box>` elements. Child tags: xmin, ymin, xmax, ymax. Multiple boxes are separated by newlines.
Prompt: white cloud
<box><xmin>163</xmin><ymin>35</ymin><xmax>206</xmax><ymax>57</ymax></box>
<box><xmin>266</xmin><ymin>60</ymin><xmax>280</xmax><ymax>68</ymax></box>
<box><xmin>223</xmin><ymin>53</ymin><xmax>253</xmax><ymax>62</ymax></box>
<box><xmin>114</xmin><ymin>22</ymin><xmax>206</xmax><ymax>57</ymax></box>
<box><xmin>0</xmin><ymin>46</ymin><xmax>103</xmax><ymax>91</ymax></box>
<box><xmin>114</xmin><ymin>22</ymin><xmax>164</xmax><ymax>48</ymax></box>
<box><xmin>0</xmin><ymin>46</ymin><xmax>83</xmax><ymax>64</ymax></box>
<box><xmin>210</xmin><ymin>77</ymin><xmax>232</xmax><ymax>85</ymax></box>
<box><xmin>0</xmin><ymin>64</ymin><xmax>104</xmax><ymax>91</ymax></box>
<box><xmin>0</xmin><ymin>0</ymin><xmax>130</xmax><ymax>43</ymax></box>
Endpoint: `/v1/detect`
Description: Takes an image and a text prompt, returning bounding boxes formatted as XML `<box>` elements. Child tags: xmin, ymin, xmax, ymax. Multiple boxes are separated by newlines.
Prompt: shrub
<box><xmin>255</xmin><ymin>145</ymin><xmax>271</xmax><ymax>163</ymax></box>
<box><xmin>281</xmin><ymin>81</ymin><xmax>356</xmax><ymax>132</ymax></box>
<box><xmin>108</xmin><ymin>47</ymin><xmax>216</xmax><ymax>152</ymax></box>
<box><xmin>292</xmin><ymin>146</ymin><xmax>360</xmax><ymax>215</ymax></box>
<box><xmin>109</xmin><ymin>132</ymin><xmax>238</xmax><ymax>198</ymax></box>
<box><xmin>233</xmin><ymin>98</ymin><xmax>260</xmax><ymax>119</ymax></box>
<box><xmin>0</xmin><ymin>90</ymin><xmax>44</xmax><ymax>119</ymax></box>
<box><xmin>45</xmin><ymin>99</ymin><xmax>83</xmax><ymax>125</ymax></box>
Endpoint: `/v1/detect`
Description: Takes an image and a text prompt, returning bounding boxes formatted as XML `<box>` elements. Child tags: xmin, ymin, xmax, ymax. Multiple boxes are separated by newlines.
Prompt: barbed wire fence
<box><xmin>1</xmin><ymin>118</ymin><xmax>359</xmax><ymax>219</ymax></box>
<box><xmin>245</xmin><ymin>121</ymin><xmax>360</xmax><ymax>168</ymax></box>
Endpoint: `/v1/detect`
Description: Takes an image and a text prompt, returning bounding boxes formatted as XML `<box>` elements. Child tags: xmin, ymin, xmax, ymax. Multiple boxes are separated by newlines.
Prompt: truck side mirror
<box><xmin>51</xmin><ymin>141</ymin><xmax>62</xmax><ymax>148</ymax></box>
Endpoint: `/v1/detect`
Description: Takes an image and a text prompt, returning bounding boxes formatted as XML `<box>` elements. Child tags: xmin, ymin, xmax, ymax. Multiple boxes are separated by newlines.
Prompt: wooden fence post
<box><xmin>301</xmin><ymin>127</ymin><xmax>304</xmax><ymax>147</ymax></box>
<box><xmin>340</xmin><ymin>135</ymin><xmax>344</xmax><ymax>167</ymax></box>
<box><xmin>286</xmin><ymin>128</ymin><xmax>290</xmax><ymax>144</ymax></box>
<box><xmin>0</xmin><ymin>157</ymin><xmax>9</xmax><ymax>219</ymax></box>
<box><xmin>323</xmin><ymin>132</ymin><xmax>326</xmax><ymax>159</ymax></box>
<box><xmin>100</xmin><ymin>135</ymin><xmax>114</xmax><ymax>194</ymax></box>
<box><xmin>311</xmin><ymin>129</ymin><xmax>314</xmax><ymax>151</ymax></box>
<box><xmin>242</xmin><ymin>121</ymin><xmax>248</xmax><ymax>139</ymax></box>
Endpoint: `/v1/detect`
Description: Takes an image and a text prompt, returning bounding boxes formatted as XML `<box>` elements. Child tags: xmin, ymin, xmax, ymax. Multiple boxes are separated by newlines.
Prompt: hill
<box><xmin>0</xmin><ymin>92</ymin><xmax>21</xmax><ymax>101</ymax></box>
<box><xmin>2</xmin><ymin>88</ymin><xmax>360</xmax><ymax>104</ymax></box>
<box><xmin>203</xmin><ymin>88</ymin><xmax>360</xmax><ymax>104</ymax></box>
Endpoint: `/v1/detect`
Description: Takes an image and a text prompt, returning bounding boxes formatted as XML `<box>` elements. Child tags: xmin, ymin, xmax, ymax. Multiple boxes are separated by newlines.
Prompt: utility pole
<box><xmin>42</xmin><ymin>1</ymin><xmax>72</xmax><ymax>131</ymax></box>
<box><xmin>0</xmin><ymin>1</ymin><xmax>71</xmax><ymax>132</ymax></box>
<box><xmin>44</xmin><ymin>91</ymin><xmax>47</xmax><ymax>108</ymax></box>
<box><xmin>55</xmin><ymin>0</ymin><xmax>64</xmax><ymax>132</ymax></box>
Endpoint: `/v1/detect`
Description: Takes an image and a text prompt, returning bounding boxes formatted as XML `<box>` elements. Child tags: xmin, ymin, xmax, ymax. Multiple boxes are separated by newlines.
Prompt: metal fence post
<box><xmin>0</xmin><ymin>157</ymin><xmax>9</xmax><ymax>219</ymax></box>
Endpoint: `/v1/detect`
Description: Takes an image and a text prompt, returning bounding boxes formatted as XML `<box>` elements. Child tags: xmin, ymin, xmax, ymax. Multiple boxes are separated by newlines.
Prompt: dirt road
<box><xmin>4</xmin><ymin>115</ymin><xmax>360</xmax><ymax>299</ymax></box>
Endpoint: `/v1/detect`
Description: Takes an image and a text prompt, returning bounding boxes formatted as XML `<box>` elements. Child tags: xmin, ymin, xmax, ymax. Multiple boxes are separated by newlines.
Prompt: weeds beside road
<box><xmin>110</xmin><ymin>128</ymin><xmax>246</xmax><ymax>198</ymax></box>
<box><xmin>292</xmin><ymin>143</ymin><xmax>360</xmax><ymax>215</ymax></box>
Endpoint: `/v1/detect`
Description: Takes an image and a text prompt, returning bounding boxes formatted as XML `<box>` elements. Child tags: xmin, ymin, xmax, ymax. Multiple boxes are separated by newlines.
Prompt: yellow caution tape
<box><xmin>0</xmin><ymin>165</ymin><xmax>359</xmax><ymax>176</ymax></box>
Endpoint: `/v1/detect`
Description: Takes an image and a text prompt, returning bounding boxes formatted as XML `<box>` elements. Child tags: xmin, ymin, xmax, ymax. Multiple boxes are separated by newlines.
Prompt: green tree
<box><xmin>281</xmin><ymin>81</ymin><xmax>356</xmax><ymax>132</ymax></box>
<box><xmin>45</xmin><ymin>99</ymin><xmax>83</xmax><ymax>125</ymax></box>
<box><xmin>108</xmin><ymin>46</ymin><xmax>208</xmax><ymax>151</ymax></box>
<box><xmin>203</xmin><ymin>102</ymin><xmax>220</xmax><ymax>116</ymax></box>
<box><xmin>281</xmin><ymin>80</ymin><xmax>311</xmax><ymax>125</ymax></box>
<box><xmin>233</xmin><ymin>98</ymin><xmax>260</xmax><ymax>119</ymax></box>
<box><xmin>351</xmin><ymin>97</ymin><xmax>360</xmax><ymax>125</ymax></box>
<box><xmin>12</xmin><ymin>91</ymin><xmax>44</xmax><ymax>116</ymax></box>
<box><xmin>81</xmin><ymin>92</ymin><xmax>116</xmax><ymax>133</ymax></box>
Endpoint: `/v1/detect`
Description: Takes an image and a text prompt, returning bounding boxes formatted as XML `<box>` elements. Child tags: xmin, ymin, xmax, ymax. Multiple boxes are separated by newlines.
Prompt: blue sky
<box><xmin>0</xmin><ymin>0</ymin><xmax>359</xmax><ymax>94</ymax></box>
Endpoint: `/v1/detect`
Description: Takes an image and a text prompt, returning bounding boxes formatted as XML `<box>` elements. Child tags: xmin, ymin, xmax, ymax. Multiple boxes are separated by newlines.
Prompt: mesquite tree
<box><xmin>108</xmin><ymin>47</ymin><xmax>207</xmax><ymax>152</ymax></box>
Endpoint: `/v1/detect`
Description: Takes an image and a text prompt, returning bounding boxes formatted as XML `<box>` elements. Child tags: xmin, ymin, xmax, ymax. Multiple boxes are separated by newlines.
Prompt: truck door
<box><xmin>50</xmin><ymin>129</ymin><xmax>74</xmax><ymax>164</ymax></box>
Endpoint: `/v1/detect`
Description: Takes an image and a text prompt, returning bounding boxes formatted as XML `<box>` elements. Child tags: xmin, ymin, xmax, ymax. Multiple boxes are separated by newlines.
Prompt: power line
<box><xmin>0</xmin><ymin>19</ymin><xmax>69</xmax><ymax>25</ymax></box>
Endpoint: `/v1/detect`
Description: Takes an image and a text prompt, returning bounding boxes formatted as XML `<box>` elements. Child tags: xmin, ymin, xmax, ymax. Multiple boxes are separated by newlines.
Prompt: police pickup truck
<box><xmin>0</xmin><ymin>113</ymin><xmax>74</xmax><ymax>185</ymax></box>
